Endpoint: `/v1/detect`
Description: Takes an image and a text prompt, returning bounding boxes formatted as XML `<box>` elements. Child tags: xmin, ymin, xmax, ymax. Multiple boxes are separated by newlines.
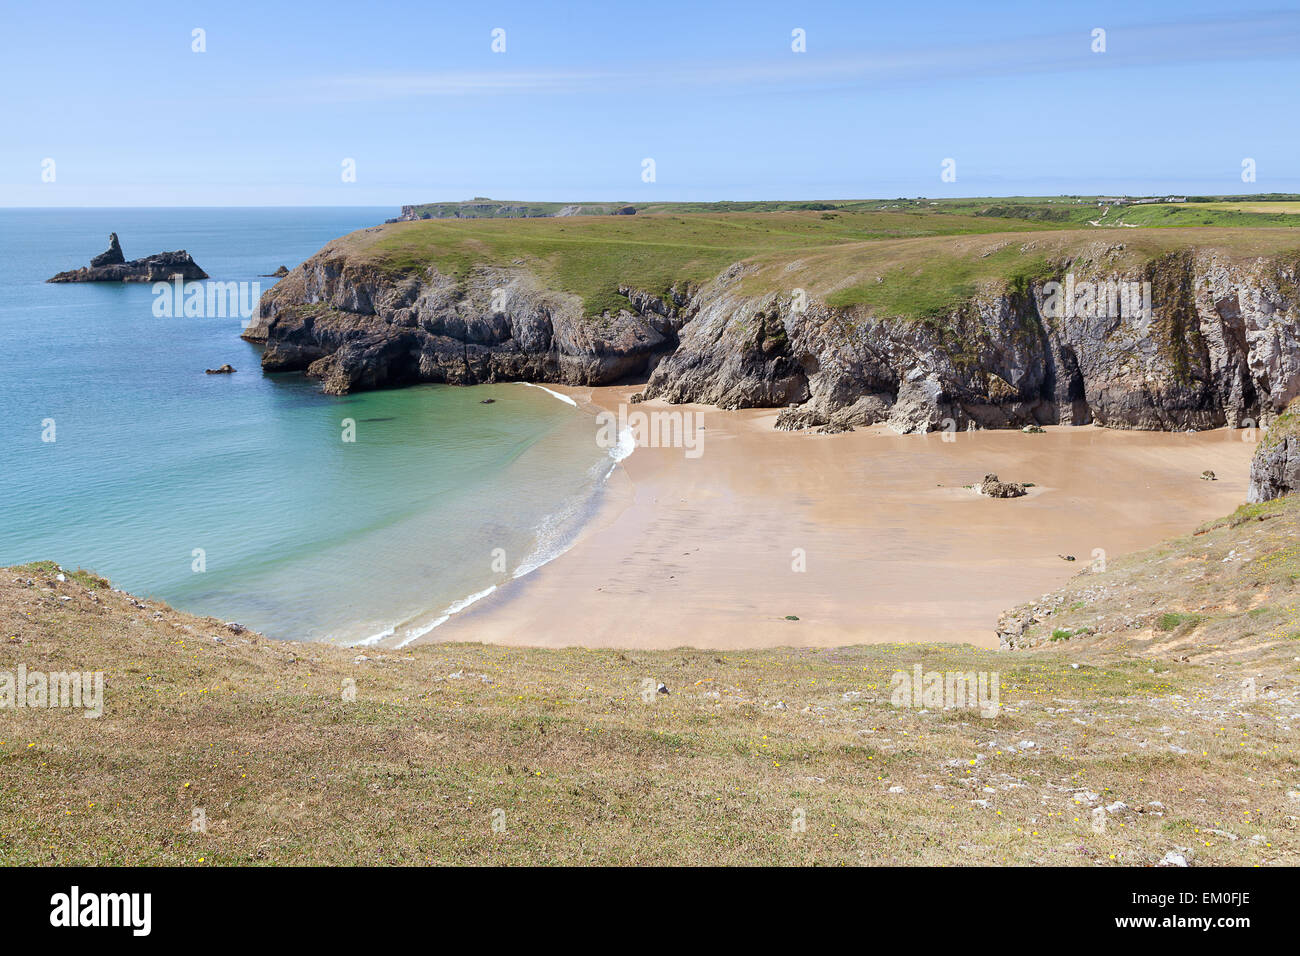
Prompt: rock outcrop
<box><xmin>643</xmin><ymin>250</ymin><xmax>1300</xmax><ymax>433</ymax></box>
<box><xmin>48</xmin><ymin>234</ymin><xmax>208</xmax><ymax>283</ymax></box>
<box><xmin>979</xmin><ymin>474</ymin><xmax>1028</xmax><ymax>498</ymax></box>
<box><xmin>241</xmin><ymin>245</ymin><xmax>688</xmax><ymax>395</ymax></box>
<box><xmin>90</xmin><ymin>232</ymin><xmax>125</xmax><ymax>267</ymax></box>
<box><xmin>1248</xmin><ymin>400</ymin><xmax>1300</xmax><ymax>501</ymax></box>
<box><xmin>243</xmin><ymin>232</ymin><xmax>1300</xmax><ymax>433</ymax></box>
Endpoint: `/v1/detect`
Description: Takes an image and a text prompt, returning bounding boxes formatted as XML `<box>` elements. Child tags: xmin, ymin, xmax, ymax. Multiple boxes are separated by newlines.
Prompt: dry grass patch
<box><xmin>3</xmin><ymin>550</ymin><xmax>1298</xmax><ymax>866</ymax></box>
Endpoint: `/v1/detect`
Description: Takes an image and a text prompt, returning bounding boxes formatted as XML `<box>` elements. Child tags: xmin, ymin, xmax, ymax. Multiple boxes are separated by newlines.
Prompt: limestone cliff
<box><xmin>243</xmin><ymin>230</ymin><xmax>1300</xmax><ymax>432</ymax></box>
<box><xmin>1248</xmin><ymin>400</ymin><xmax>1300</xmax><ymax>501</ymax></box>
<box><xmin>241</xmin><ymin>239</ymin><xmax>686</xmax><ymax>394</ymax></box>
<box><xmin>644</xmin><ymin>250</ymin><xmax>1300</xmax><ymax>433</ymax></box>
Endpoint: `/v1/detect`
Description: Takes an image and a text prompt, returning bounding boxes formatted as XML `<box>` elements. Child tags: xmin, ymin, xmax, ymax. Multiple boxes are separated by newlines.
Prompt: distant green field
<box><xmin>1098</xmin><ymin>203</ymin><xmax>1300</xmax><ymax>228</ymax></box>
<box><xmin>1179</xmin><ymin>201</ymin><xmax>1300</xmax><ymax>215</ymax></box>
<box><xmin>345</xmin><ymin>198</ymin><xmax>1300</xmax><ymax>318</ymax></box>
<box><xmin>402</xmin><ymin>200</ymin><xmax>632</xmax><ymax>219</ymax></box>
<box><xmin>364</xmin><ymin>207</ymin><xmax>1039</xmax><ymax>314</ymax></box>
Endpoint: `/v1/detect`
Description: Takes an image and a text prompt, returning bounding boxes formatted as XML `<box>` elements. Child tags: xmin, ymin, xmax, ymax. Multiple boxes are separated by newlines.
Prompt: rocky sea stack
<box><xmin>48</xmin><ymin>233</ymin><xmax>208</xmax><ymax>283</ymax></box>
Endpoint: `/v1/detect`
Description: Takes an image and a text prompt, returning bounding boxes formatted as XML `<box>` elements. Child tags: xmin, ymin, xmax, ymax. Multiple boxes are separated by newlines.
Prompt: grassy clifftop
<box><xmin>3</xmin><ymin>512</ymin><xmax>1298</xmax><ymax>865</ymax></box>
<box><xmin>332</xmin><ymin>201</ymin><xmax>1300</xmax><ymax>319</ymax></box>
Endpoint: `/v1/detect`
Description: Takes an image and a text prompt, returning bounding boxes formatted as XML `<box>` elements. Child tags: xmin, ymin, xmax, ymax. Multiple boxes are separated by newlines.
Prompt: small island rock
<box><xmin>48</xmin><ymin>234</ymin><xmax>208</xmax><ymax>283</ymax></box>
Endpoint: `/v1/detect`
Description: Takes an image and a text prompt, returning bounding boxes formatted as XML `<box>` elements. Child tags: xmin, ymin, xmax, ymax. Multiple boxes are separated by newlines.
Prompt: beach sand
<box><xmin>428</xmin><ymin>385</ymin><xmax>1257</xmax><ymax>649</ymax></box>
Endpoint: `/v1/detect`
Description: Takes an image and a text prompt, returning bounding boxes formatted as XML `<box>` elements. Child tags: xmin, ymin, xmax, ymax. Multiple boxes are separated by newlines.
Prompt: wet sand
<box><xmin>428</xmin><ymin>385</ymin><xmax>1257</xmax><ymax>650</ymax></box>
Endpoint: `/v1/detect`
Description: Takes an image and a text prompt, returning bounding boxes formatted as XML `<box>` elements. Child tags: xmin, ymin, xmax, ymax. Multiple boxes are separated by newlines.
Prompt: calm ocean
<box><xmin>0</xmin><ymin>208</ymin><xmax>613</xmax><ymax>644</ymax></box>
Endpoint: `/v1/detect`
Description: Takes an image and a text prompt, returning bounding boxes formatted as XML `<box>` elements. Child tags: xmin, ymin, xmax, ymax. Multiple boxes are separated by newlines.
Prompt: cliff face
<box><xmin>1248</xmin><ymin>401</ymin><xmax>1300</xmax><ymax>501</ymax></box>
<box><xmin>645</xmin><ymin>251</ymin><xmax>1300</xmax><ymax>433</ymax></box>
<box><xmin>241</xmin><ymin>243</ymin><xmax>688</xmax><ymax>394</ymax></box>
<box><xmin>245</xmin><ymin>238</ymin><xmax>1300</xmax><ymax>431</ymax></box>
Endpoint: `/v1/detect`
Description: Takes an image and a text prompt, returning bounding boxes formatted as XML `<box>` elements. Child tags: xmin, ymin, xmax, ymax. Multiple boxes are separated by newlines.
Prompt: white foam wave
<box><xmin>362</xmin><ymin>394</ymin><xmax>627</xmax><ymax>650</ymax></box>
<box><xmin>393</xmin><ymin>584</ymin><xmax>499</xmax><ymax>648</ymax></box>
<box><xmin>353</xmin><ymin>625</ymin><xmax>394</xmax><ymax>647</ymax></box>
<box><xmin>610</xmin><ymin>425</ymin><xmax>636</xmax><ymax>463</ymax></box>
<box><xmin>516</xmin><ymin>382</ymin><xmax>577</xmax><ymax>406</ymax></box>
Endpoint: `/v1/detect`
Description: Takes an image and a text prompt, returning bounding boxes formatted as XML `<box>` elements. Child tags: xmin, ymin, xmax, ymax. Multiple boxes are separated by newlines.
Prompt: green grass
<box><xmin>1115</xmin><ymin>203</ymin><xmax>1300</xmax><ymax>228</ymax></box>
<box><xmin>823</xmin><ymin>242</ymin><xmax>1054</xmax><ymax>318</ymax></box>
<box><xmin>1156</xmin><ymin>612</ymin><xmax>1204</xmax><ymax>632</ymax></box>
<box><xmin>12</xmin><ymin>560</ymin><xmax>109</xmax><ymax>590</ymax></box>
<box><xmin>6</xmin><ymin>561</ymin><xmax>1299</xmax><ymax>865</ymax></box>
<box><xmin>1259</xmin><ymin>399</ymin><xmax>1300</xmax><ymax>451</ymax></box>
<box><xmin>325</xmin><ymin>200</ymin><xmax>1300</xmax><ymax>319</ymax></box>
<box><xmin>401</xmin><ymin>200</ymin><xmax>632</xmax><ymax>219</ymax></box>
<box><xmin>356</xmin><ymin>207</ymin><xmax>1049</xmax><ymax>316</ymax></box>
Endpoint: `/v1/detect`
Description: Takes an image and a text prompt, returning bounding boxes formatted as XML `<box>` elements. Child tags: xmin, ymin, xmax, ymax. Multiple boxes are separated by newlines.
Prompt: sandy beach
<box><xmin>428</xmin><ymin>385</ymin><xmax>1257</xmax><ymax>650</ymax></box>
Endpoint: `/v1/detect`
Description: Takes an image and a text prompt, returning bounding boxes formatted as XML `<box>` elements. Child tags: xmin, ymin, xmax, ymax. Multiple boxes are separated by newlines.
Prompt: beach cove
<box><xmin>428</xmin><ymin>384</ymin><xmax>1257</xmax><ymax>649</ymax></box>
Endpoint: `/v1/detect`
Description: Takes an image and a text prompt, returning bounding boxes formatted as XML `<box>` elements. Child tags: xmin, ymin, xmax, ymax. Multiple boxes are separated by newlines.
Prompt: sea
<box><xmin>0</xmin><ymin>207</ymin><xmax>617</xmax><ymax>645</ymax></box>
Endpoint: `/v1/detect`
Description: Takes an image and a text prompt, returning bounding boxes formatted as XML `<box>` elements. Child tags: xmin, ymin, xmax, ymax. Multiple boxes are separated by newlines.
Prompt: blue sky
<box><xmin>2</xmin><ymin>0</ymin><xmax>1298</xmax><ymax>205</ymax></box>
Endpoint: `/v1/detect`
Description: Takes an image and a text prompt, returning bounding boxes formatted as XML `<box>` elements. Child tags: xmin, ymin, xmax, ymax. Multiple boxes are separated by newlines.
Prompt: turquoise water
<box><xmin>0</xmin><ymin>209</ymin><xmax>612</xmax><ymax>644</ymax></box>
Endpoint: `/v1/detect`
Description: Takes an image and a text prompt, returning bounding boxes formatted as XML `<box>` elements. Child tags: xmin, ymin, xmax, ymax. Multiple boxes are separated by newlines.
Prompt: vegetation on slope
<box><xmin>340</xmin><ymin>202</ymin><xmax>1300</xmax><ymax>319</ymax></box>
<box><xmin>3</xmin><ymin>522</ymin><xmax>1298</xmax><ymax>865</ymax></box>
<box><xmin>1259</xmin><ymin>400</ymin><xmax>1300</xmax><ymax>453</ymax></box>
<box><xmin>1003</xmin><ymin>493</ymin><xmax>1300</xmax><ymax>657</ymax></box>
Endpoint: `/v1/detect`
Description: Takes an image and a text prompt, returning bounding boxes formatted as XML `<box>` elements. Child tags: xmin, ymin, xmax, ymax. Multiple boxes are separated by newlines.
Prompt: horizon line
<box><xmin>1</xmin><ymin>191</ymin><xmax>1294</xmax><ymax>211</ymax></box>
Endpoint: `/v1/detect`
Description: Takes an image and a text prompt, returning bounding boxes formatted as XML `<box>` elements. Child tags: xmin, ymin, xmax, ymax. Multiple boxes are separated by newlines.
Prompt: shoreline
<box><xmin>423</xmin><ymin>386</ymin><xmax>1257</xmax><ymax>650</ymax></box>
<box><xmin>347</xmin><ymin>382</ymin><xmax>626</xmax><ymax>649</ymax></box>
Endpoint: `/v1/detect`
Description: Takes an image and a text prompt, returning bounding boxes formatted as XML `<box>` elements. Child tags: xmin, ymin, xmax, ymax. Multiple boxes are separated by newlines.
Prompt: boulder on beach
<box><xmin>979</xmin><ymin>473</ymin><xmax>1027</xmax><ymax>498</ymax></box>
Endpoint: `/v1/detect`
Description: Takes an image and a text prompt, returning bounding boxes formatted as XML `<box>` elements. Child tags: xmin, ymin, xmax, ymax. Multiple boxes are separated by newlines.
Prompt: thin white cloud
<box><xmin>307</xmin><ymin>11</ymin><xmax>1300</xmax><ymax>102</ymax></box>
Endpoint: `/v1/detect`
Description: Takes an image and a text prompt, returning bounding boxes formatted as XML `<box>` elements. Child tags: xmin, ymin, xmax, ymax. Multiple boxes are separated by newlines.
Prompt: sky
<box><xmin>2</xmin><ymin>0</ymin><xmax>1298</xmax><ymax>206</ymax></box>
